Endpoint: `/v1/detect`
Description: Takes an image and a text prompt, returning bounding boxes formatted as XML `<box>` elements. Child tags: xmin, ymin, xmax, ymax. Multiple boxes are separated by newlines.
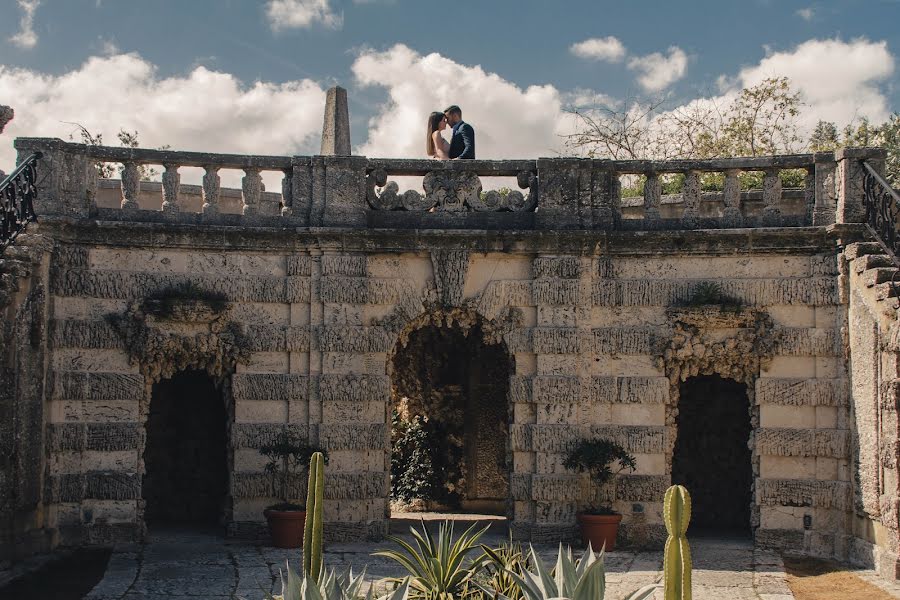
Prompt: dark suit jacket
<box><xmin>449</xmin><ymin>121</ymin><xmax>475</xmax><ymax>159</ymax></box>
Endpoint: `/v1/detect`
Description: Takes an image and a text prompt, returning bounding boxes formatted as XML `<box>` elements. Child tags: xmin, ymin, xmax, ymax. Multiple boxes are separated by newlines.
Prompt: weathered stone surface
<box><xmin>532</xmin><ymin>328</ymin><xmax>581</xmax><ymax>354</ymax></box>
<box><xmin>533</xmin><ymin>257</ymin><xmax>582</xmax><ymax>279</ymax></box>
<box><xmin>431</xmin><ymin>249</ymin><xmax>469</xmax><ymax>307</ymax></box>
<box><xmin>51</xmin><ymin>319</ymin><xmax>123</xmax><ymax>349</ymax></box>
<box><xmin>590</xmin><ymin>425</ymin><xmax>666</xmax><ymax>454</ymax></box>
<box><xmin>322</xmin><ymin>255</ymin><xmax>366</xmax><ymax>277</ymax></box>
<box><xmin>318</xmin><ymin>424</ymin><xmax>386</xmax><ymax>450</ymax></box>
<box><xmin>320</xmin><ymin>277</ymin><xmax>413</xmax><ymax>305</ymax></box>
<box><xmin>530</xmin><ymin>475</ymin><xmax>579</xmax><ymax>501</ymax></box>
<box><xmin>593</xmin><ymin>327</ymin><xmax>659</xmax><ymax>355</ymax></box>
<box><xmin>756</xmin><ymin>428</ymin><xmax>850</xmax><ymax>458</ymax></box>
<box><xmin>775</xmin><ymin>328</ymin><xmax>841</xmax><ymax>356</ymax></box>
<box><xmin>232</xmin><ymin>374</ymin><xmax>308</xmax><ymax>402</ymax></box>
<box><xmin>616</xmin><ymin>377</ymin><xmax>669</xmax><ymax>404</ymax></box>
<box><xmin>287</xmin><ymin>255</ymin><xmax>312</xmax><ymax>276</ymax></box>
<box><xmin>592</xmin><ymin>278</ymin><xmax>839</xmax><ymax>307</ymax></box>
<box><xmin>756</xmin><ymin>378</ymin><xmax>848</xmax><ymax>406</ymax></box>
<box><xmin>533</xmin><ymin>280</ymin><xmax>580</xmax><ymax>305</ymax></box>
<box><xmin>47</xmin><ymin>423</ymin><xmax>142</xmax><ymax>452</ymax></box>
<box><xmin>316</xmin><ymin>326</ymin><xmax>392</xmax><ymax>352</ymax></box>
<box><xmin>46</xmin><ymin>472</ymin><xmax>139</xmax><ymax>502</ymax></box>
<box><xmin>532</xmin><ymin>376</ymin><xmax>583</xmax><ymax>403</ymax></box>
<box><xmin>232</xmin><ymin>423</ymin><xmax>309</xmax><ymax>449</ymax></box>
<box><xmin>319</xmin><ymin>374</ymin><xmax>390</xmax><ymax>402</ymax></box>
<box><xmin>616</xmin><ymin>474</ymin><xmax>668</xmax><ymax>502</ymax></box>
<box><xmin>757</xmin><ymin>479</ymin><xmax>852</xmax><ymax>510</ymax></box>
<box><xmin>50</xmin><ymin>371</ymin><xmax>143</xmax><ymax>401</ymax></box>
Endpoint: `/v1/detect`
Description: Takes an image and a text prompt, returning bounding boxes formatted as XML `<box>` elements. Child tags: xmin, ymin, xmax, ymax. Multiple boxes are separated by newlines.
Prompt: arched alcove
<box><xmin>389</xmin><ymin>317</ymin><xmax>512</xmax><ymax>515</ymax></box>
<box><xmin>672</xmin><ymin>374</ymin><xmax>752</xmax><ymax>535</ymax></box>
<box><xmin>143</xmin><ymin>370</ymin><xmax>229</xmax><ymax>528</ymax></box>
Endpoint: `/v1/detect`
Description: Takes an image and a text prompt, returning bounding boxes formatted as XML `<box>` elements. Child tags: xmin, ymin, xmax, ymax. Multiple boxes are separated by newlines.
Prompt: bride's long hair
<box><xmin>426</xmin><ymin>111</ymin><xmax>445</xmax><ymax>157</ymax></box>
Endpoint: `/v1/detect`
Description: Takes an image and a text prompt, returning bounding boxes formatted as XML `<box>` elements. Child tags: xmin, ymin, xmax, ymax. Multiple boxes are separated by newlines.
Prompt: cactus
<box><xmin>663</xmin><ymin>485</ymin><xmax>693</xmax><ymax>600</ymax></box>
<box><xmin>303</xmin><ymin>451</ymin><xmax>325</xmax><ymax>583</ymax></box>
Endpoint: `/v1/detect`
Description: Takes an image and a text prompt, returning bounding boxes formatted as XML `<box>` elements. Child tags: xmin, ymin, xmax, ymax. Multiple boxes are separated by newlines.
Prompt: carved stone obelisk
<box><xmin>320</xmin><ymin>86</ymin><xmax>351</xmax><ymax>156</ymax></box>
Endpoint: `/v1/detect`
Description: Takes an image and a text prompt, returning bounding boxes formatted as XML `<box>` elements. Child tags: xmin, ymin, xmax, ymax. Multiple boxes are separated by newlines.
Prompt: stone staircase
<box><xmin>846</xmin><ymin>241</ymin><xmax>900</xmax><ymax>313</ymax></box>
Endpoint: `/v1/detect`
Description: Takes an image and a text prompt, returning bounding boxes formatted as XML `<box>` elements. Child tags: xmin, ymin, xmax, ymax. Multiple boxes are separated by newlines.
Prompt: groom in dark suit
<box><xmin>444</xmin><ymin>105</ymin><xmax>475</xmax><ymax>159</ymax></box>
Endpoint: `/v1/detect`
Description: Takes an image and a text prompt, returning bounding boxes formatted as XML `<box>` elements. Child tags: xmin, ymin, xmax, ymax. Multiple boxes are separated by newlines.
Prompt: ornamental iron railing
<box><xmin>863</xmin><ymin>161</ymin><xmax>900</xmax><ymax>261</ymax></box>
<box><xmin>0</xmin><ymin>152</ymin><xmax>42</xmax><ymax>253</ymax></box>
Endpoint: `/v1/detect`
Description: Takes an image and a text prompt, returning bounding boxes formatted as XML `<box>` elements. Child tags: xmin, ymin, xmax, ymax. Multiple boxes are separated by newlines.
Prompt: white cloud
<box><xmin>9</xmin><ymin>0</ymin><xmax>40</xmax><ymax>50</ymax></box>
<box><xmin>570</xmin><ymin>37</ymin><xmax>626</xmax><ymax>63</ymax></box>
<box><xmin>796</xmin><ymin>7</ymin><xmax>814</xmax><ymax>21</ymax></box>
<box><xmin>352</xmin><ymin>44</ymin><xmax>581</xmax><ymax>159</ymax></box>
<box><xmin>265</xmin><ymin>0</ymin><xmax>342</xmax><ymax>31</ymax></box>
<box><xmin>736</xmin><ymin>37</ymin><xmax>894</xmax><ymax>128</ymax></box>
<box><xmin>0</xmin><ymin>53</ymin><xmax>326</xmax><ymax>184</ymax></box>
<box><xmin>627</xmin><ymin>46</ymin><xmax>688</xmax><ymax>92</ymax></box>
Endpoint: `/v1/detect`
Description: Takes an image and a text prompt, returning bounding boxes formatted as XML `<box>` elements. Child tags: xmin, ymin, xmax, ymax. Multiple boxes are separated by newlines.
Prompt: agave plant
<box><xmin>478</xmin><ymin>539</ymin><xmax>530</xmax><ymax>600</ymax></box>
<box><xmin>479</xmin><ymin>544</ymin><xmax>658</xmax><ymax>600</ymax></box>
<box><xmin>374</xmin><ymin>520</ymin><xmax>489</xmax><ymax>600</ymax></box>
<box><xmin>265</xmin><ymin>563</ymin><xmax>410</xmax><ymax>600</ymax></box>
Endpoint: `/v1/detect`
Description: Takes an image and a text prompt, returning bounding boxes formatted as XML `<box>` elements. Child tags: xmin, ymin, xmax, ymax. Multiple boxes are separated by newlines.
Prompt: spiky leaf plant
<box><xmin>265</xmin><ymin>564</ymin><xmax>410</xmax><ymax>600</ymax></box>
<box><xmin>374</xmin><ymin>520</ymin><xmax>489</xmax><ymax>600</ymax></box>
<box><xmin>478</xmin><ymin>539</ymin><xmax>530</xmax><ymax>600</ymax></box>
<box><xmin>478</xmin><ymin>544</ymin><xmax>658</xmax><ymax>600</ymax></box>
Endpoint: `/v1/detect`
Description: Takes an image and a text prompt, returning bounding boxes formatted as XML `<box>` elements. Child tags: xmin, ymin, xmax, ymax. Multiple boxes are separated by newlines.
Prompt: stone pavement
<box><xmin>83</xmin><ymin>530</ymin><xmax>797</xmax><ymax>600</ymax></box>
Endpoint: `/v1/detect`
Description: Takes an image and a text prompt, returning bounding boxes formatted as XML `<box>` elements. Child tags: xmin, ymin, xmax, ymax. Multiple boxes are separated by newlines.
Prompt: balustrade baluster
<box><xmin>763</xmin><ymin>168</ymin><xmax>782</xmax><ymax>225</ymax></box>
<box><xmin>804</xmin><ymin>166</ymin><xmax>815</xmax><ymax>225</ymax></box>
<box><xmin>120</xmin><ymin>162</ymin><xmax>140</xmax><ymax>210</ymax></box>
<box><xmin>242</xmin><ymin>168</ymin><xmax>262</xmax><ymax>216</ymax></box>
<box><xmin>281</xmin><ymin>169</ymin><xmax>293</xmax><ymax>217</ymax></box>
<box><xmin>202</xmin><ymin>166</ymin><xmax>220</xmax><ymax>215</ymax></box>
<box><xmin>682</xmin><ymin>170</ymin><xmax>700</xmax><ymax>225</ymax></box>
<box><xmin>723</xmin><ymin>169</ymin><xmax>742</xmax><ymax>227</ymax></box>
<box><xmin>161</xmin><ymin>163</ymin><xmax>180</xmax><ymax>213</ymax></box>
<box><xmin>643</xmin><ymin>172</ymin><xmax>661</xmax><ymax>220</ymax></box>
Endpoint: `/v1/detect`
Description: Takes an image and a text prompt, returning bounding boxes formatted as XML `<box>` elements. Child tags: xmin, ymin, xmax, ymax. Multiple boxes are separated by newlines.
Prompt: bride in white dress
<box><xmin>426</xmin><ymin>111</ymin><xmax>450</xmax><ymax>159</ymax></box>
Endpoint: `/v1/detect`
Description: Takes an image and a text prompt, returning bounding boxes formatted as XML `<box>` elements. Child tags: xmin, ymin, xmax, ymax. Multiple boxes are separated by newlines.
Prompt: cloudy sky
<box><xmin>1</xmin><ymin>0</ymin><xmax>898</xmax><ymax>171</ymax></box>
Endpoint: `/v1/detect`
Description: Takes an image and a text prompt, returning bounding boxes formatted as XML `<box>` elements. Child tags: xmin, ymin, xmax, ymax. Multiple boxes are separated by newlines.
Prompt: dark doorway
<box><xmin>390</xmin><ymin>322</ymin><xmax>510</xmax><ymax>515</ymax></box>
<box><xmin>143</xmin><ymin>370</ymin><xmax>228</xmax><ymax>528</ymax></box>
<box><xmin>672</xmin><ymin>374</ymin><xmax>752</xmax><ymax>535</ymax></box>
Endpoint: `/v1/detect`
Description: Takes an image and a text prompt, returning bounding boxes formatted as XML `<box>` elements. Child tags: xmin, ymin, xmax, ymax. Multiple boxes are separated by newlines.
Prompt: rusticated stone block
<box><xmin>232</xmin><ymin>374</ymin><xmax>308</xmax><ymax>402</ymax></box>
<box><xmin>325</xmin><ymin>472</ymin><xmax>387</xmax><ymax>499</ymax></box>
<box><xmin>531</xmin><ymin>425</ymin><xmax>582</xmax><ymax>453</ymax></box>
<box><xmin>46</xmin><ymin>472</ymin><xmax>139</xmax><ymax>502</ymax></box>
<box><xmin>617</xmin><ymin>377</ymin><xmax>669</xmax><ymax>404</ymax></box>
<box><xmin>86</xmin><ymin>423</ymin><xmax>141</xmax><ymax>451</ymax></box>
<box><xmin>287</xmin><ymin>255</ymin><xmax>312</xmax><ymax>277</ymax></box>
<box><xmin>510</xmin><ymin>474</ymin><xmax>532</xmax><ymax>500</ymax></box>
<box><xmin>509</xmin><ymin>376</ymin><xmax>532</xmax><ymax>403</ymax></box>
<box><xmin>51</xmin><ymin>319</ymin><xmax>123</xmax><ymax>349</ymax></box>
<box><xmin>518</xmin><ymin>523</ymin><xmax>580</xmax><ymax>544</ymax></box>
<box><xmin>244</xmin><ymin>325</ymin><xmax>288</xmax><ymax>352</ymax></box>
<box><xmin>757</xmin><ymin>378</ymin><xmax>848</xmax><ymax>406</ymax></box>
<box><xmin>591</xmin><ymin>377</ymin><xmax>617</xmax><ymax>403</ymax></box>
<box><xmin>533</xmin><ymin>280</ymin><xmax>580</xmax><ymax>306</ymax></box>
<box><xmin>593</xmin><ymin>328</ymin><xmax>659</xmax><ymax>355</ymax></box>
<box><xmin>505</xmin><ymin>329</ymin><xmax>532</xmax><ymax>352</ymax></box>
<box><xmin>319</xmin><ymin>374</ymin><xmax>390</xmax><ymax>403</ymax></box>
<box><xmin>233</xmin><ymin>473</ymin><xmax>276</xmax><ymax>498</ymax></box>
<box><xmin>322</xmin><ymin>255</ymin><xmax>367</xmax><ymax>277</ymax></box>
<box><xmin>757</xmin><ymin>478</ymin><xmax>852</xmax><ymax>510</ymax></box>
<box><xmin>616</xmin><ymin>474</ymin><xmax>668</xmax><ymax>502</ymax></box>
<box><xmin>589</xmin><ymin>425</ymin><xmax>666</xmax><ymax>454</ymax></box>
<box><xmin>592</xmin><ymin>278</ymin><xmax>839</xmax><ymax>307</ymax></box>
<box><xmin>510</xmin><ymin>425</ymin><xmax>533</xmax><ymax>451</ymax></box>
<box><xmin>533</xmin><ymin>376</ymin><xmax>583</xmax><ymax>403</ymax></box>
<box><xmin>316</xmin><ymin>326</ymin><xmax>392</xmax><ymax>352</ymax></box>
<box><xmin>756</xmin><ymin>428</ymin><xmax>850</xmax><ymax>458</ymax></box>
<box><xmin>531</xmin><ymin>474</ymin><xmax>578</xmax><ymax>501</ymax></box>
<box><xmin>318</xmin><ymin>424</ymin><xmax>386</xmax><ymax>450</ymax></box>
<box><xmin>232</xmin><ymin>423</ymin><xmax>309</xmax><ymax>449</ymax></box>
<box><xmin>478</xmin><ymin>281</ymin><xmax>533</xmax><ymax>317</ymax></box>
<box><xmin>532</xmin><ymin>328</ymin><xmax>580</xmax><ymax>354</ymax></box>
<box><xmin>53</xmin><ymin>270</ymin><xmax>289</xmax><ymax>303</ymax></box>
<box><xmin>48</xmin><ymin>423</ymin><xmax>85</xmax><ymax>452</ymax></box>
<box><xmin>775</xmin><ymin>328</ymin><xmax>841</xmax><ymax>356</ymax></box>
<box><xmin>54</xmin><ymin>246</ymin><xmax>89</xmax><ymax>270</ymax></box>
<box><xmin>535</xmin><ymin>501</ymin><xmax>577</xmax><ymax>524</ymax></box>
<box><xmin>286</xmin><ymin>327</ymin><xmax>311</xmax><ymax>351</ymax></box>
<box><xmin>320</xmin><ymin>277</ymin><xmax>412</xmax><ymax>305</ymax></box>
<box><xmin>50</xmin><ymin>371</ymin><xmax>143</xmax><ymax>401</ymax></box>
<box><xmin>533</xmin><ymin>257</ymin><xmax>582</xmax><ymax>279</ymax></box>
<box><xmin>286</xmin><ymin>277</ymin><xmax>311</xmax><ymax>303</ymax></box>
<box><xmin>756</xmin><ymin>528</ymin><xmax>806</xmax><ymax>549</ymax></box>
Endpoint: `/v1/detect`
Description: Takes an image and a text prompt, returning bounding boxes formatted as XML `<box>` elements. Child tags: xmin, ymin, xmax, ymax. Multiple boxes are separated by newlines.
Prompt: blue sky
<box><xmin>1</xmin><ymin>0</ymin><xmax>898</xmax><ymax>168</ymax></box>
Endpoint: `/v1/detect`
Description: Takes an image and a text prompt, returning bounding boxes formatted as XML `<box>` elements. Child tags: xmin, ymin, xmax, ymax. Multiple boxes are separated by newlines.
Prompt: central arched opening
<box><xmin>143</xmin><ymin>370</ymin><xmax>229</xmax><ymax>530</ymax></box>
<box><xmin>389</xmin><ymin>318</ymin><xmax>511</xmax><ymax>530</ymax></box>
<box><xmin>672</xmin><ymin>374</ymin><xmax>752</xmax><ymax>536</ymax></box>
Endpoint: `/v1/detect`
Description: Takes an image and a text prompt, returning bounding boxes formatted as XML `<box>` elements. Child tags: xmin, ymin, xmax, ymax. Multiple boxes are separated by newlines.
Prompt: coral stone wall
<box><xmin>37</xmin><ymin>227</ymin><xmax>857</xmax><ymax>557</ymax></box>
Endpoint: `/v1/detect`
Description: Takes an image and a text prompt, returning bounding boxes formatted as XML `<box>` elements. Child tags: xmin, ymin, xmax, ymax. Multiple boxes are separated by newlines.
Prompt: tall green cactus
<box><xmin>303</xmin><ymin>451</ymin><xmax>325</xmax><ymax>583</ymax></box>
<box><xmin>663</xmin><ymin>485</ymin><xmax>692</xmax><ymax>600</ymax></box>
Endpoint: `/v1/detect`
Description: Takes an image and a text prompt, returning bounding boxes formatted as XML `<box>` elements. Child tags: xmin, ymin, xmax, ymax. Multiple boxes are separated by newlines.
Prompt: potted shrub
<box><xmin>259</xmin><ymin>428</ymin><xmax>326</xmax><ymax>548</ymax></box>
<box><xmin>563</xmin><ymin>438</ymin><xmax>636</xmax><ymax>551</ymax></box>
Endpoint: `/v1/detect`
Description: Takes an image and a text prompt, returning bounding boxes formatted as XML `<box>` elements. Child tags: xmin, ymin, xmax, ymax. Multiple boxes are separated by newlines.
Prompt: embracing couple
<box><xmin>426</xmin><ymin>105</ymin><xmax>475</xmax><ymax>160</ymax></box>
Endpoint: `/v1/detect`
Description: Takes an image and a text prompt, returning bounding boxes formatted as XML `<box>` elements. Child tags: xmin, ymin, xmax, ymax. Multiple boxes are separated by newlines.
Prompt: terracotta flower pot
<box><xmin>264</xmin><ymin>509</ymin><xmax>306</xmax><ymax>548</ymax></box>
<box><xmin>577</xmin><ymin>513</ymin><xmax>622</xmax><ymax>551</ymax></box>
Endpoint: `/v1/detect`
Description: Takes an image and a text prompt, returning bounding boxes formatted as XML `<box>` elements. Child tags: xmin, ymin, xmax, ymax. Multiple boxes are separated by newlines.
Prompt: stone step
<box><xmin>854</xmin><ymin>253</ymin><xmax>895</xmax><ymax>274</ymax></box>
<box><xmin>863</xmin><ymin>268</ymin><xmax>900</xmax><ymax>287</ymax></box>
<box><xmin>845</xmin><ymin>241</ymin><xmax>891</xmax><ymax>260</ymax></box>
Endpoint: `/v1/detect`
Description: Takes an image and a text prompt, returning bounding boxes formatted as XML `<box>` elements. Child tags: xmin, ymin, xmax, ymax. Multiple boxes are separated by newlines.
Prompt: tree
<box><xmin>809</xmin><ymin>120</ymin><xmax>840</xmax><ymax>152</ymax></box>
<box><xmin>65</xmin><ymin>123</ymin><xmax>161</xmax><ymax>180</ymax></box>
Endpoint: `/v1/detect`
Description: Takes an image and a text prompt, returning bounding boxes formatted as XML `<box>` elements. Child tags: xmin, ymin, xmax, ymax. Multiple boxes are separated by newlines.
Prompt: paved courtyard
<box><xmin>80</xmin><ymin>530</ymin><xmax>805</xmax><ymax>600</ymax></box>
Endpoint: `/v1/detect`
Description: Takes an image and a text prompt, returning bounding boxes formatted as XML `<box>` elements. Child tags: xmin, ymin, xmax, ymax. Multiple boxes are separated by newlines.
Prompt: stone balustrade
<box><xmin>13</xmin><ymin>137</ymin><xmax>881</xmax><ymax>231</ymax></box>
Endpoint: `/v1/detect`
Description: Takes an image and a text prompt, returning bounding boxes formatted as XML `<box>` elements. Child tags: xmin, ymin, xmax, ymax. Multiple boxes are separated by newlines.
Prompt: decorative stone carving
<box><xmin>430</xmin><ymin>249</ymin><xmax>469</xmax><ymax>307</ymax></box>
<box><xmin>681</xmin><ymin>170</ymin><xmax>700</xmax><ymax>226</ymax></box>
<box><xmin>424</xmin><ymin>170</ymin><xmax>480</xmax><ymax>212</ymax></box>
<box><xmin>722</xmin><ymin>169</ymin><xmax>742</xmax><ymax>227</ymax></box>
<box><xmin>107</xmin><ymin>287</ymin><xmax>251</xmax><ymax>382</ymax></box>
<box><xmin>643</xmin><ymin>172</ymin><xmax>661</xmax><ymax>220</ymax></box>
<box><xmin>161</xmin><ymin>164</ymin><xmax>180</xmax><ymax>213</ymax></box>
<box><xmin>202</xmin><ymin>166</ymin><xmax>220</xmax><ymax>215</ymax></box>
<box><xmin>241</xmin><ymin>168</ymin><xmax>262</xmax><ymax>216</ymax></box>
<box><xmin>120</xmin><ymin>162</ymin><xmax>140</xmax><ymax>210</ymax></box>
<box><xmin>763</xmin><ymin>168</ymin><xmax>782</xmax><ymax>225</ymax></box>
